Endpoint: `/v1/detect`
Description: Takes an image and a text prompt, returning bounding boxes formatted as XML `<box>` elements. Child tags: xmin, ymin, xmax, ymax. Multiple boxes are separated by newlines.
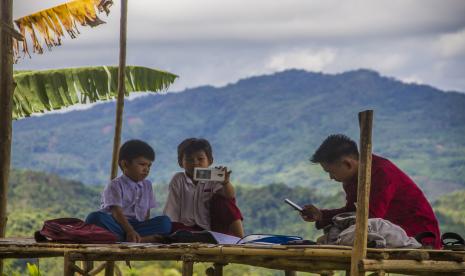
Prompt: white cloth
<box><xmin>163</xmin><ymin>172</ymin><xmax>223</xmax><ymax>230</ymax></box>
<box><xmin>335</xmin><ymin>215</ymin><xmax>422</xmax><ymax>248</ymax></box>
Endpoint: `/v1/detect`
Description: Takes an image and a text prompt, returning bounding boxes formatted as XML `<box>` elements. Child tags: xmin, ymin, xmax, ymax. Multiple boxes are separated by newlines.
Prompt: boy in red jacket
<box><xmin>301</xmin><ymin>134</ymin><xmax>441</xmax><ymax>248</ymax></box>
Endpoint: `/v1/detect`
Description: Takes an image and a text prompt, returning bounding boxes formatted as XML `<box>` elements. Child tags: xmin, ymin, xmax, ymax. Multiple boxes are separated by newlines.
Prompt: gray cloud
<box><xmin>13</xmin><ymin>0</ymin><xmax>465</xmax><ymax>92</ymax></box>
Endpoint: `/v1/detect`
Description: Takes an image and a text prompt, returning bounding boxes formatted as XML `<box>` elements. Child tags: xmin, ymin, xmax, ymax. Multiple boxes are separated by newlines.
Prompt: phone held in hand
<box><xmin>193</xmin><ymin>167</ymin><xmax>226</xmax><ymax>182</ymax></box>
<box><xmin>284</xmin><ymin>198</ymin><xmax>303</xmax><ymax>212</ymax></box>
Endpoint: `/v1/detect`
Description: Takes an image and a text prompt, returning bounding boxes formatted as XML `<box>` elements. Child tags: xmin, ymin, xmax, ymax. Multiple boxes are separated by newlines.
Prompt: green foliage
<box><xmin>6</xmin><ymin>170</ymin><xmax>100</xmax><ymax>237</ymax></box>
<box><xmin>236</xmin><ymin>183</ymin><xmax>328</xmax><ymax>238</ymax></box>
<box><xmin>433</xmin><ymin>190</ymin><xmax>465</xmax><ymax>234</ymax></box>
<box><xmin>26</xmin><ymin>263</ymin><xmax>40</xmax><ymax>276</ymax></box>
<box><xmin>12</xmin><ymin>66</ymin><xmax>178</xmax><ymax>119</ymax></box>
<box><xmin>116</xmin><ymin>260</ymin><xmax>282</xmax><ymax>276</ymax></box>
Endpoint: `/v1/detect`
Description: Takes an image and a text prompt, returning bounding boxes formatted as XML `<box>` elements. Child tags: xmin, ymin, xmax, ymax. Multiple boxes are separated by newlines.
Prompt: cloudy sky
<box><xmin>13</xmin><ymin>0</ymin><xmax>465</xmax><ymax>92</ymax></box>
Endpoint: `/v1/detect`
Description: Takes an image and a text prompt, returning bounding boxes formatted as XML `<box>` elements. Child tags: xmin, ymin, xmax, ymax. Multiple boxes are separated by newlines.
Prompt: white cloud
<box><xmin>14</xmin><ymin>1</ymin><xmax>69</xmax><ymax>18</ymax></box>
<box><xmin>267</xmin><ymin>49</ymin><xmax>336</xmax><ymax>72</ymax></box>
<box><xmin>438</xmin><ymin>28</ymin><xmax>465</xmax><ymax>58</ymax></box>
<box><xmin>16</xmin><ymin>0</ymin><xmax>465</xmax><ymax>43</ymax></box>
<box><xmin>126</xmin><ymin>0</ymin><xmax>465</xmax><ymax>42</ymax></box>
<box><xmin>12</xmin><ymin>0</ymin><xmax>465</xmax><ymax>92</ymax></box>
<box><xmin>401</xmin><ymin>76</ymin><xmax>424</xmax><ymax>85</ymax></box>
<box><xmin>341</xmin><ymin>52</ymin><xmax>408</xmax><ymax>73</ymax></box>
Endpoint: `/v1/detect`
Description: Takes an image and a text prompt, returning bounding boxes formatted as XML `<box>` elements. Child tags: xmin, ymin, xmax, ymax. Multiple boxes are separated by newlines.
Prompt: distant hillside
<box><xmin>6</xmin><ymin>170</ymin><xmax>329</xmax><ymax>238</ymax></box>
<box><xmin>7</xmin><ymin>169</ymin><xmax>463</xmax><ymax>238</ymax></box>
<box><xmin>433</xmin><ymin>190</ymin><xmax>465</xmax><ymax>234</ymax></box>
<box><xmin>12</xmin><ymin>69</ymin><xmax>465</xmax><ymax>199</ymax></box>
<box><xmin>6</xmin><ymin>170</ymin><xmax>101</xmax><ymax>236</ymax></box>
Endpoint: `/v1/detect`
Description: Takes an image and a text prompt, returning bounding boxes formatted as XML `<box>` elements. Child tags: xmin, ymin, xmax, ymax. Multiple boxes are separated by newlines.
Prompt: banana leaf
<box><xmin>12</xmin><ymin>65</ymin><xmax>178</xmax><ymax>119</ymax></box>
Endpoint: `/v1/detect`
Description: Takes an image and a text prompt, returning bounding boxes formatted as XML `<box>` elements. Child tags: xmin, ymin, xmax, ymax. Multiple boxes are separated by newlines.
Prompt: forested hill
<box><xmin>12</xmin><ymin>69</ymin><xmax>465</xmax><ymax>199</ymax></box>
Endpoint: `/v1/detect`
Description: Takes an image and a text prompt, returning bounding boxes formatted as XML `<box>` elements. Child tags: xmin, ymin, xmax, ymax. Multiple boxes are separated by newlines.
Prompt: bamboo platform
<box><xmin>1</xmin><ymin>238</ymin><xmax>464</xmax><ymax>275</ymax></box>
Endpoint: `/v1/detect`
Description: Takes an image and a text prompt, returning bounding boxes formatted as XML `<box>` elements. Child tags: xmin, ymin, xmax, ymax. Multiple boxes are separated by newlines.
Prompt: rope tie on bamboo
<box><xmin>181</xmin><ymin>254</ymin><xmax>196</xmax><ymax>262</ymax></box>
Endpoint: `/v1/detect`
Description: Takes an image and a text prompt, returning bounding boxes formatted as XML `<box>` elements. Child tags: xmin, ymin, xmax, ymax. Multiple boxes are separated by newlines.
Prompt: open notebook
<box><xmin>169</xmin><ymin>230</ymin><xmax>240</xmax><ymax>244</ymax></box>
<box><xmin>169</xmin><ymin>230</ymin><xmax>303</xmax><ymax>245</ymax></box>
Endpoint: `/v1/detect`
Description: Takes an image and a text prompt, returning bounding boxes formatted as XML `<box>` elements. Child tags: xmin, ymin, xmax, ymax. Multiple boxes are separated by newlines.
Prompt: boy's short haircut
<box><xmin>118</xmin><ymin>139</ymin><xmax>155</xmax><ymax>168</ymax></box>
<box><xmin>311</xmin><ymin>134</ymin><xmax>359</xmax><ymax>164</ymax></box>
<box><xmin>177</xmin><ymin>138</ymin><xmax>213</xmax><ymax>167</ymax></box>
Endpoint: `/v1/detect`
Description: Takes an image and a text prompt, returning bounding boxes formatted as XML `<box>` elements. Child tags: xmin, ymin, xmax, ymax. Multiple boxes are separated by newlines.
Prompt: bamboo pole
<box><xmin>108</xmin><ymin>0</ymin><xmax>128</xmax><ymax>273</ymax></box>
<box><xmin>63</xmin><ymin>252</ymin><xmax>71</xmax><ymax>275</ymax></box>
<box><xmin>70</xmin><ymin>263</ymin><xmax>85</xmax><ymax>275</ymax></box>
<box><xmin>105</xmin><ymin>260</ymin><xmax>115</xmax><ymax>276</ymax></box>
<box><xmin>350</xmin><ymin>110</ymin><xmax>374</xmax><ymax>276</ymax></box>
<box><xmin>214</xmin><ymin>263</ymin><xmax>224</xmax><ymax>276</ymax></box>
<box><xmin>0</xmin><ymin>21</ymin><xmax>22</xmax><ymax>41</ymax></box>
<box><xmin>110</xmin><ymin>0</ymin><xmax>128</xmax><ymax>180</ymax></box>
<box><xmin>88</xmin><ymin>262</ymin><xmax>107</xmax><ymax>276</ymax></box>
<box><xmin>115</xmin><ymin>263</ymin><xmax>123</xmax><ymax>276</ymax></box>
<box><xmin>1</xmin><ymin>242</ymin><xmax>463</xmax><ymax>274</ymax></box>
<box><xmin>64</xmin><ymin>252</ymin><xmax>80</xmax><ymax>276</ymax></box>
<box><xmin>0</xmin><ymin>0</ymin><xmax>14</xmax><ymax>274</ymax></box>
<box><xmin>7</xmin><ymin>243</ymin><xmax>457</xmax><ymax>262</ymax></box>
<box><xmin>361</xmin><ymin>259</ymin><xmax>465</xmax><ymax>273</ymax></box>
<box><xmin>0</xmin><ymin>252</ymin><xmax>64</xmax><ymax>258</ymax></box>
<box><xmin>82</xmin><ymin>260</ymin><xmax>94</xmax><ymax>275</ymax></box>
<box><xmin>182</xmin><ymin>261</ymin><xmax>194</xmax><ymax>276</ymax></box>
<box><xmin>64</xmin><ymin>246</ymin><xmax>354</xmax><ymax>259</ymax></box>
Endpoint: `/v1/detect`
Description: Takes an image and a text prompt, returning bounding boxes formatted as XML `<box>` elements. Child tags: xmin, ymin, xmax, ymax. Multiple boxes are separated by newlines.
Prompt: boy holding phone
<box><xmin>300</xmin><ymin>134</ymin><xmax>441</xmax><ymax>248</ymax></box>
<box><xmin>163</xmin><ymin>138</ymin><xmax>244</xmax><ymax>237</ymax></box>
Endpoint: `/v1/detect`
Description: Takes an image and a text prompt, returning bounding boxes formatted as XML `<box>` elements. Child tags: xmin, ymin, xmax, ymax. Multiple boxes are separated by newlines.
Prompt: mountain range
<box><xmin>12</xmin><ymin>69</ymin><xmax>465</xmax><ymax>199</ymax></box>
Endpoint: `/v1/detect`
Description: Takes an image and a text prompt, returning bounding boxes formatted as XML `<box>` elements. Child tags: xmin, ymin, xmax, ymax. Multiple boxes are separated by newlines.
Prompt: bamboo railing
<box><xmin>0</xmin><ymin>239</ymin><xmax>464</xmax><ymax>275</ymax></box>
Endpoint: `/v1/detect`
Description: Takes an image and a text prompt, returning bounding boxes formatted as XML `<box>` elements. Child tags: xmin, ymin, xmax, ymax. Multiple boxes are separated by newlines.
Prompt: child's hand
<box><xmin>126</xmin><ymin>230</ymin><xmax>142</xmax><ymax>243</ymax></box>
<box><xmin>215</xmin><ymin>166</ymin><xmax>236</xmax><ymax>199</ymax></box>
<box><xmin>300</xmin><ymin>204</ymin><xmax>322</xmax><ymax>222</ymax></box>
<box><xmin>216</xmin><ymin>166</ymin><xmax>232</xmax><ymax>185</ymax></box>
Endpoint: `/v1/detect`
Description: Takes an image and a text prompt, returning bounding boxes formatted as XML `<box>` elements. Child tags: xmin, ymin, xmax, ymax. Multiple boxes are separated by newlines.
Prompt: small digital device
<box><xmin>193</xmin><ymin>167</ymin><xmax>226</xmax><ymax>182</ymax></box>
<box><xmin>284</xmin><ymin>198</ymin><xmax>303</xmax><ymax>212</ymax></box>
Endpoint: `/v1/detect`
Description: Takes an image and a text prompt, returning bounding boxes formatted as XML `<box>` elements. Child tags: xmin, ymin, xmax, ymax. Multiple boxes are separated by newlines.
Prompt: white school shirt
<box><xmin>163</xmin><ymin>172</ymin><xmax>223</xmax><ymax>230</ymax></box>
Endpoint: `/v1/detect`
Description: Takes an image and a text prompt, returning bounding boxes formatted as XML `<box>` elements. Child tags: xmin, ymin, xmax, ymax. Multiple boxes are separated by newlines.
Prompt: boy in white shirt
<box><xmin>163</xmin><ymin>138</ymin><xmax>244</xmax><ymax>237</ymax></box>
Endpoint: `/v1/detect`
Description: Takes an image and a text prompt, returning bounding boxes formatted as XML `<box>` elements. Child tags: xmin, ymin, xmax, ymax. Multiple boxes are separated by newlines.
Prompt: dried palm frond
<box><xmin>13</xmin><ymin>0</ymin><xmax>113</xmax><ymax>61</ymax></box>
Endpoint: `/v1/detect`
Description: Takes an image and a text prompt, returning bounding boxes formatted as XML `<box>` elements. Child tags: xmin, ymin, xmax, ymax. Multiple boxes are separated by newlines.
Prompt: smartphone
<box><xmin>284</xmin><ymin>198</ymin><xmax>303</xmax><ymax>212</ymax></box>
<box><xmin>193</xmin><ymin>167</ymin><xmax>226</xmax><ymax>182</ymax></box>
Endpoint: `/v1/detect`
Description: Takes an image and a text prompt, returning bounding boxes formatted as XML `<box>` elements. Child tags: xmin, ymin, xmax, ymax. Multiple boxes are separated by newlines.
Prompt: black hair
<box><xmin>177</xmin><ymin>138</ymin><xmax>213</xmax><ymax>167</ymax></box>
<box><xmin>118</xmin><ymin>139</ymin><xmax>155</xmax><ymax>169</ymax></box>
<box><xmin>311</xmin><ymin>134</ymin><xmax>359</xmax><ymax>164</ymax></box>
